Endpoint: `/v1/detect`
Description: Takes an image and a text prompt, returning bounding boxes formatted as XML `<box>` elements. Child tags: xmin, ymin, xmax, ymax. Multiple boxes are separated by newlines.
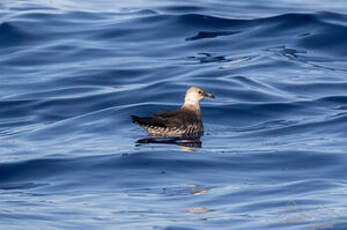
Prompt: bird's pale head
<box><xmin>184</xmin><ymin>86</ymin><xmax>215</xmax><ymax>106</ymax></box>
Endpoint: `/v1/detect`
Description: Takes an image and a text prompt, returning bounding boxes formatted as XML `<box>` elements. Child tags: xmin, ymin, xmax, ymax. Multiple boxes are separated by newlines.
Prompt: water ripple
<box><xmin>1</xmin><ymin>1</ymin><xmax>347</xmax><ymax>230</ymax></box>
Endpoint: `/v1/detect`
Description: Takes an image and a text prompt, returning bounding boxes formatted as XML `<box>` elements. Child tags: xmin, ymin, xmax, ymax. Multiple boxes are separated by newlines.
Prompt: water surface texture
<box><xmin>1</xmin><ymin>0</ymin><xmax>347</xmax><ymax>229</ymax></box>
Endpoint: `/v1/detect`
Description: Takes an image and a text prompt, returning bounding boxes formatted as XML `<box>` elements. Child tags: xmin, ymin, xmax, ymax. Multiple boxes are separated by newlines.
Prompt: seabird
<box><xmin>131</xmin><ymin>86</ymin><xmax>215</xmax><ymax>138</ymax></box>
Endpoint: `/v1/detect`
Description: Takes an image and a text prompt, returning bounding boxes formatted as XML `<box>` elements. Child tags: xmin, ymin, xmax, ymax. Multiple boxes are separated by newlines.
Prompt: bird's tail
<box><xmin>131</xmin><ymin>115</ymin><xmax>164</xmax><ymax>127</ymax></box>
<box><xmin>131</xmin><ymin>115</ymin><xmax>140</xmax><ymax>123</ymax></box>
<box><xmin>131</xmin><ymin>115</ymin><xmax>150</xmax><ymax>126</ymax></box>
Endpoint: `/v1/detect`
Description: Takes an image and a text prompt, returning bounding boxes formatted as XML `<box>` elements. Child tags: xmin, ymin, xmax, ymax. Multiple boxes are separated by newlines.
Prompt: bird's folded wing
<box><xmin>153</xmin><ymin>110</ymin><xmax>191</xmax><ymax>128</ymax></box>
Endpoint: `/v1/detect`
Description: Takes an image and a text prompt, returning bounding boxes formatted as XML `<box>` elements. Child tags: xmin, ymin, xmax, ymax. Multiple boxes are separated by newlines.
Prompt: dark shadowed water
<box><xmin>1</xmin><ymin>0</ymin><xmax>347</xmax><ymax>229</ymax></box>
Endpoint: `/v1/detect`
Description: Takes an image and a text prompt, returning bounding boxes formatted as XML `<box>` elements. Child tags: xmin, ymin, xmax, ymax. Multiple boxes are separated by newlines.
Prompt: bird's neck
<box><xmin>183</xmin><ymin>95</ymin><xmax>200</xmax><ymax>108</ymax></box>
<box><xmin>181</xmin><ymin>102</ymin><xmax>201</xmax><ymax>118</ymax></box>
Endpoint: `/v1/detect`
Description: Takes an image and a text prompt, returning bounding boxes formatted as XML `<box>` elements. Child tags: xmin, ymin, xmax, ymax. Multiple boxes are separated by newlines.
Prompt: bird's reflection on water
<box><xmin>136</xmin><ymin>137</ymin><xmax>202</xmax><ymax>151</ymax></box>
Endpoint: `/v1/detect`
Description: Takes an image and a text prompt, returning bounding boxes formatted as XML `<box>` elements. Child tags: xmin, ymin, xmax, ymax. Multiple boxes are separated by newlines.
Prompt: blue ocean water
<box><xmin>1</xmin><ymin>0</ymin><xmax>347</xmax><ymax>229</ymax></box>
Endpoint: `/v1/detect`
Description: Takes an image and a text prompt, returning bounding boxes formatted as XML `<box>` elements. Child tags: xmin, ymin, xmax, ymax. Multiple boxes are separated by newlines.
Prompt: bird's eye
<box><xmin>198</xmin><ymin>91</ymin><xmax>202</xmax><ymax>94</ymax></box>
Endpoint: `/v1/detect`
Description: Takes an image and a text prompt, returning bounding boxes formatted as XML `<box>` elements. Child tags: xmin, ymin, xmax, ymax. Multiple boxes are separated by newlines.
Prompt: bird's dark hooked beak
<box><xmin>203</xmin><ymin>92</ymin><xmax>215</xmax><ymax>99</ymax></box>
